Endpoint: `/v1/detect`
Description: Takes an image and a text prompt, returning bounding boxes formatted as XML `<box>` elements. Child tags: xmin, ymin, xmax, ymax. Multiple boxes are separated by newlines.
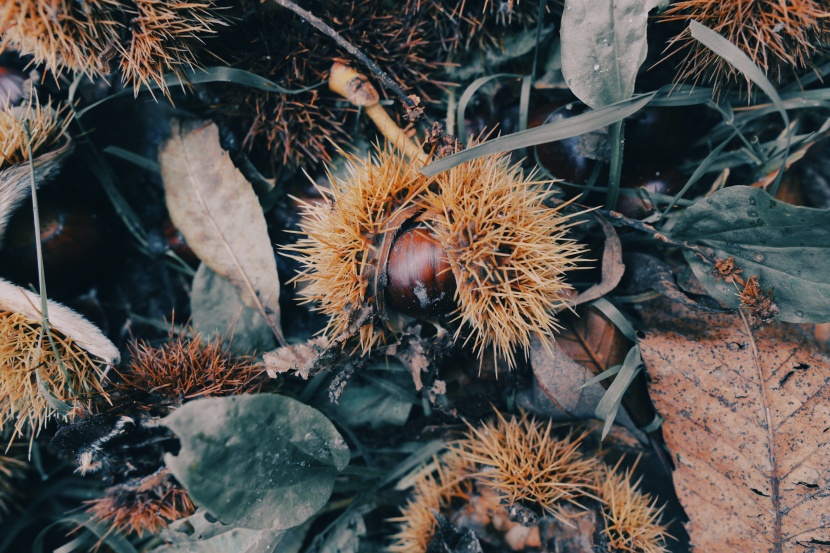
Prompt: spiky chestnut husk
<box><xmin>595</xmin><ymin>461</ymin><xmax>671</xmax><ymax>553</ymax></box>
<box><xmin>0</xmin><ymin>0</ymin><xmax>122</xmax><ymax>79</ymax></box>
<box><xmin>85</xmin><ymin>468</ymin><xmax>195</xmax><ymax>536</ymax></box>
<box><xmin>287</xmin><ymin>145</ymin><xmax>586</xmax><ymax>366</ymax></box>
<box><xmin>659</xmin><ymin>0</ymin><xmax>830</xmax><ymax>94</ymax></box>
<box><xmin>0</xmin><ymin>1</ymin><xmax>223</xmax><ymax>95</ymax></box>
<box><xmin>418</xmin><ymin>154</ymin><xmax>585</xmax><ymax>368</ymax></box>
<box><xmin>0</xmin><ymin>311</ymin><xmax>110</xmax><ymax>437</ymax></box>
<box><xmin>285</xmin><ymin>146</ymin><xmax>430</xmax><ymax>354</ymax></box>
<box><xmin>209</xmin><ymin>0</ymin><xmax>441</xmax><ymax>170</ymax></box>
<box><xmin>0</xmin><ymin>99</ymin><xmax>71</xmax><ymax>169</ymax></box>
<box><xmin>389</xmin><ymin>412</ymin><xmax>672</xmax><ymax>553</ymax></box>
<box><xmin>404</xmin><ymin>0</ymin><xmax>540</xmax><ymax>62</ymax></box>
<box><xmin>112</xmin><ymin>333</ymin><xmax>263</xmax><ymax>410</ymax></box>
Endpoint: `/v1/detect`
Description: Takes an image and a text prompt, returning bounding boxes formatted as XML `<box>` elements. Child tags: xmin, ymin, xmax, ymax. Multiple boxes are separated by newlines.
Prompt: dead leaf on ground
<box><xmin>571</xmin><ymin>213</ymin><xmax>625</xmax><ymax>307</ymax></box>
<box><xmin>159</xmin><ymin>120</ymin><xmax>285</xmax><ymax>346</ymax></box>
<box><xmin>521</xmin><ymin>335</ymin><xmax>644</xmax><ymax>441</ymax></box>
<box><xmin>640</xmin><ymin>301</ymin><xmax>830</xmax><ymax>551</ymax></box>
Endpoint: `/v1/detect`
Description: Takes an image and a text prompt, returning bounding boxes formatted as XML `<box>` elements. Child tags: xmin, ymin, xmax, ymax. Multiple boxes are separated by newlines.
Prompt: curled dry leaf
<box><xmin>0</xmin><ymin>134</ymin><xmax>73</xmax><ymax>244</ymax></box>
<box><xmin>159</xmin><ymin>120</ymin><xmax>285</xmax><ymax>346</ymax></box>
<box><xmin>523</xmin><ymin>335</ymin><xmax>643</xmax><ymax>440</ymax></box>
<box><xmin>571</xmin><ymin>212</ymin><xmax>624</xmax><ymax>307</ymax></box>
<box><xmin>640</xmin><ymin>301</ymin><xmax>830</xmax><ymax>551</ymax></box>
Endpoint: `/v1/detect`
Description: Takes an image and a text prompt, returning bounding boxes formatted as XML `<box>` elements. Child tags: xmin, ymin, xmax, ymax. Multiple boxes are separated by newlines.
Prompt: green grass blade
<box><xmin>422</xmin><ymin>92</ymin><xmax>655</xmax><ymax>176</ymax></box>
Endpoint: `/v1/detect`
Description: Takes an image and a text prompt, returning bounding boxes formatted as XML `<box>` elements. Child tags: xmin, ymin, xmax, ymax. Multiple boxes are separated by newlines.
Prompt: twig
<box><xmin>596</xmin><ymin>208</ymin><xmax>716</xmax><ymax>265</ymax></box>
<box><xmin>270</xmin><ymin>0</ymin><xmax>416</xmax><ymax>109</ymax></box>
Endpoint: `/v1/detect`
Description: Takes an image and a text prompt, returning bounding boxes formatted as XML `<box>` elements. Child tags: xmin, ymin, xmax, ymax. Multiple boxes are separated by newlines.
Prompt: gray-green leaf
<box><xmin>671</xmin><ymin>186</ymin><xmax>830</xmax><ymax>323</ymax></box>
<box><xmin>191</xmin><ymin>263</ymin><xmax>277</xmax><ymax>355</ymax></box>
<box><xmin>163</xmin><ymin>394</ymin><xmax>350</xmax><ymax>532</ymax></box>
<box><xmin>560</xmin><ymin>0</ymin><xmax>664</xmax><ymax>108</ymax></box>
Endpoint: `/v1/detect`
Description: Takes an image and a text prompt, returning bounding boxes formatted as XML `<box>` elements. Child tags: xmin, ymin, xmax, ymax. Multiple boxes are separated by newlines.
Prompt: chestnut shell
<box><xmin>385</xmin><ymin>228</ymin><xmax>457</xmax><ymax>319</ymax></box>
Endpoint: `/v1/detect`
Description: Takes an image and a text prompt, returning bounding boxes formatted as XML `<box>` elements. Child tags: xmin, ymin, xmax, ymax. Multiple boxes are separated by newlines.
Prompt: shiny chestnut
<box><xmin>385</xmin><ymin>228</ymin><xmax>457</xmax><ymax>320</ymax></box>
<box><xmin>617</xmin><ymin>165</ymin><xmax>684</xmax><ymax>219</ymax></box>
<box><xmin>529</xmin><ymin>102</ymin><xmax>602</xmax><ymax>184</ymax></box>
<box><xmin>1</xmin><ymin>196</ymin><xmax>105</xmax><ymax>290</ymax></box>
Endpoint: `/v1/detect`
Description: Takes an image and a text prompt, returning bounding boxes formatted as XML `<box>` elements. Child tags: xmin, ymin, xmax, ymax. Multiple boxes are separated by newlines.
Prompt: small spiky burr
<box><xmin>453</xmin><ymin>411</ymin><xmax>599</xmax><ymax>520</ymax></box>
<box><xmin>0</xmin><ymin>0</ymin><xmax>223</xmax><ymax>95</ymax></box>
<box><xmin>113</xmin><ymin>333</ymin><xmax>262</xmax><ymax>409</ymax></box>
<box><xmin>659</xmin><ymin>0</ymin><xmax>830</xmax><ymax>94</ymax></box>
<box><xmin>595</xmin><ymin>460</ymin><xmax>671</xmax><ymax>553</ymax></box>
<box><xmin>0</xmin><ymin>98</ymin><xmax>71</xmax><ymax>169</ymax></box>
<box><xmin>85</xmin><ymin>468</ymin><xmax>195</xmax><ymax>536</ymax></box>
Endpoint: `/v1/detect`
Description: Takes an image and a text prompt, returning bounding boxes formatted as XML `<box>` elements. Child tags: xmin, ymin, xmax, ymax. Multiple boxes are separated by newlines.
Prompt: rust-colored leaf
<box><xmin>641</xmin><ymin>302</ymin><xmax>830</xmax><ymax>551</ymax></box>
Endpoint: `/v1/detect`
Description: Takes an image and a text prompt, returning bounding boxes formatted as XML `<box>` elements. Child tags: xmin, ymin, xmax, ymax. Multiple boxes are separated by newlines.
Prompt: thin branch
<box><xmin>270</xmin><ymin>0</ymin><xmax>416</xmax><ymax>109</ymax></box>
<box><xmin>596</xmin><ymin>208</ymin><xmax>717</xmax><ymax>265</ymax></box>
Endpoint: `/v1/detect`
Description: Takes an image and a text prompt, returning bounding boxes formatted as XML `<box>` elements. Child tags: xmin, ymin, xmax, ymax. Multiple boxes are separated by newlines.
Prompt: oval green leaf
<box><xmin>163</xmin><ymin>394</ymin><xmax>350</xmax><ymax>531</ymax></box>
<box><xmin>671</xmin><ymin>186</ymin><xmax>830</xmax><ymax>323</ymax></box>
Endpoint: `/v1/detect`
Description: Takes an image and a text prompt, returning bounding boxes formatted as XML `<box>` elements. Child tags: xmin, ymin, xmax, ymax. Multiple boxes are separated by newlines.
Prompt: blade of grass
<box><xmin>73</xmin><ymin>66</ymin><xmax>325</xmax><ymax>119</ymax></box>
<box><xmin>595</xmin><ymin>345</ymin><xmax>643</xmax><ymax>439</ymax></box>
<box><xmin>689</xmin><ymin>20</ymin><xmax>790</xmax><ymax>195</ymax></box>
<box><xmin>456</xmin><ymin>73</ymin><xmax>520</xmax><ymax>144</ymax></box>
<box><xmin>423</xmin><ymin>92</ymin><xmax>655</xmax><ymax>176</ymax></box>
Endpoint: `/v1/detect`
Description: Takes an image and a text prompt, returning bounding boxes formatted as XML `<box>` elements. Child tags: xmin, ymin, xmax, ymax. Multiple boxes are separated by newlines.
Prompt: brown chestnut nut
<box><xmin>1</xmin><ymin>195</ymin><xmax>105</xmax><ymax>290</ymax></box>
<box><xmin>624</xmin><ymin>105</ymin><xmax>711</xmax><ymax>163</ymax></box>
<box><xmin>617</xmin><ymin>165</ymin><xmax>684</xmax><ymax>219</ymax></box>
<box><xmin>162</xmin><ymin>217</ymin><xmax>199</xmax><ymax>265</ymax></box>
<box><xmin>385</xmin><ymin>228</ymin><xmax>457</xmax><ymax>320</ymax></box>
<box><xmin>529</xmin><ymin>102</ymin><xmax>601</xmax><ymax>184</ymax></box>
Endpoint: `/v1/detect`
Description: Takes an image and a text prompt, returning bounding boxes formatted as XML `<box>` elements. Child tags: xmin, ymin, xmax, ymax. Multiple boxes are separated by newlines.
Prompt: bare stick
<box><xmin>329</xmin><ymin>63</ymin><xmax>428</xmax><ymax>165</ymax></box>
<box><xmin>270</xmin><ymin>0</ymin><xmax>416</xmax><ymax>109</ymax></box>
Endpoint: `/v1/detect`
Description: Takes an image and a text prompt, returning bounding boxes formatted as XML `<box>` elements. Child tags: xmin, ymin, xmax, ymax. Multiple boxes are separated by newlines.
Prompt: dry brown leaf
<box><xmin>521</xmin><ymin>335</ymin><xmax>643</xmax><ymax>440</ymax></box>
<box><xmin>159</xmin><ymin>120</ymin><xmax>285</xmax><ymax>346</ymax></box>
<box><xmin>0</xmin><ymin>135</ymin><xmax>73</xmax><ymax>245</ymax></box>
<box><xmin>641</xmin><ymin>304</ymin><xmax>830</xmax><ymax>551</ymax></box>
<box><xmin>571</xmin><ymin>213</ymin><xmax>624</xmax><ymax>307</ymax></box>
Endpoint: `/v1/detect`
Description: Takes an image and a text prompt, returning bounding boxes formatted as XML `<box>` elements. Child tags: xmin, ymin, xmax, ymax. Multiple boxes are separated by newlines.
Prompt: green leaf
<box><xmin>327</xmin><ymin>362</ymin><xmax>414</xmax><ymax>428</ymax></box>
<box><xmin>594</xmin><ymin>345</ymin><xmax>643</xmax><ymax>439</ymax></box>
<box><xmin>163</xmin><ymin>394</ymin><xmax>350</xmax><ymax>531</ymax></box>
<box><xmin>190</xmin><ymin>263</ymin><xmax>277</xmax><ymax>355</ymax></box>
<box><xmin>154</xmin><ymin>511</ymin><xmax>287</xmax><ymax>553</ymax></box>
<box><xmin>671</xmin><ymin>186</ymin><xmax>830</xmax><ymax>323</ymax></box>
<box><xmin>560</xmin><ymin>0</ymin><xmax>663</xmax><ymax>109</ymax></box>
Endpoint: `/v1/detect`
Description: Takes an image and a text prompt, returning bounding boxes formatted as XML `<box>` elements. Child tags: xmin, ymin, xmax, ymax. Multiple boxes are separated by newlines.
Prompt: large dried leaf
<box><xmin>0</xmin><ymin>135</ymin><xmax>72</xmax><ymax>245</ymax></box>
<box><xmin>159</xmin><ymin>120</ymin><xmax>284</xmax><ymax>345</ymax></box>
<box><xmin>640</xmin><ymin>303</ymin><xmax>830</xmax><ymax>550</ymax></box>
